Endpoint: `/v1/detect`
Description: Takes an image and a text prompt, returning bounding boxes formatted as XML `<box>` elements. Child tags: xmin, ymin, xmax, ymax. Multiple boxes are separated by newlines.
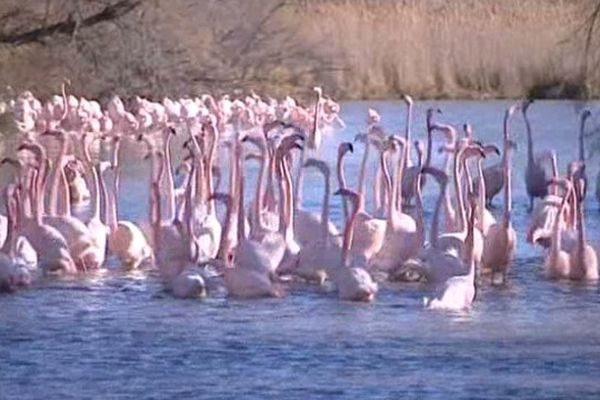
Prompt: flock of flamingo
<box><xmin>0</xmin><ymin>85</ymin><xmax>597</xmax><ymax>311</ymax></box>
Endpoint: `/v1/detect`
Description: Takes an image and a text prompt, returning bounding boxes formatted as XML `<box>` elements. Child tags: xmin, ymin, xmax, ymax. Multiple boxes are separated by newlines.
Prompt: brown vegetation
<box><xmin>0</xmin><ymin>0</ymin><xmax>598</xmax><ymax>100</ymax></box>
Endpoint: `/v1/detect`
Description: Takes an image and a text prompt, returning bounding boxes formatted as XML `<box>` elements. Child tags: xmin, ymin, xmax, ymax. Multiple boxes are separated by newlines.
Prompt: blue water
<box><xmin>2</xmin><ymin>100</ymin><xmax>600</xmax><ymax>399</ymax></box>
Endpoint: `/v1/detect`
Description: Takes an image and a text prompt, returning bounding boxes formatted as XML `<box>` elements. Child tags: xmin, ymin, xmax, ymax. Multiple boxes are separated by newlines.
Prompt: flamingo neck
<box><xmin>579</xmin><ymin>115</ymin><xmax>587</xmax><ymax>162</ymax></box>
<box><xmin>546</xmin><ymin>154</ymin><xmax>557</xmax><ymax>196</ymax></box>
<box><xmin>162</xmin><ymin>130</ymin><xmax>176</xmax><ymax>222</ymax></box>
<box><xmin>576</xmin><ymin>195</ymin><xmax>586</xmax><ymax>254</ymax></box>
<box><xmin>263</xmin><ymin>145</ymin><xmax>277</xmax><ymax>213</ymax></box>
<box><xmin>476</xmin><ymin>158</ymin><xmax>486</xmax><ymax>229</ymax></box>
<box><xmin>310</xmin><ymin>92</ymin><xmax>321</xmax><ymax>149</ymax></box>
<box><xmin>216</xmin><ymin>194</ymin><xmax>234</xmax><ymax>263</ymax></box>
<box><xmin>237</xmin><ymin>152</ymin><xmax>247</xmax><ymax>242</ymax></box>
<box><xmin>374</xmin><ymin>165</ymin><xmax>383</xmax><ymax>216</ymax></box>
<box><xmin>48</xmin><ymin>136</ymin><xmax>68</xmax><ymax>216</ymax></box>
<box><xmin>58</xmin><ymin>168</ymin><xmax>70</xmax><ymax>217</ymax></box>
<box><xmin>2</xmin><ymin>191</ymin><xmax>14</xmax><ymax>255</ymax></box>
<box><xmin>552</xmin><ymin>190</ymin><xmax>571</xmax><ymax>252</ymax></box>
<box><xmin>430</xmin><ymin>181</ymin><xmax>446</xmax><ymax>248</ymax></box>
<box><xmin>342</xmin><ymin>196</ymin><xmax>361</xmax><ymax>267</ymax></box>
<box><xmin>281</xmin><ymin>154</ymin><xmax>295</xmax><ymax>244</ymax></box>
<box><xmin>320</xmin><ymin>171</ymin><xmax>331</xmax><ymax>243</ymax></box>
<box><xmin>357</xmin><ymin>139</ymin><xmax>370</xmax><ymax>197</ymax></box>
<box><xmin>392</xmin><ymin>141</ymin><xmax>407</xmax><ymax>214</ymax></box>
<box><xmin>466</xmin><ymin>205</ymin><xmax>477</xmax><ymax>281</ymax></box>
<box><xmin>524</xmin><ymin>109</ymin><xmax>535</xmax><ymax>163</ymax></box>
<box><xmin>414</xmin><ymin>176</ymin><xmax>425</xmax><ymax>247</ymax></box>
<box><xmin>453</xmin><ymin>148</ymin><xmax>467</xmax><ymax>234</ymax></box>
<box><xmin>379</xmin><ymin>150</ymin><xmax>393</xmax><ymax>222</ymax></box>
<box><xmin>425</xmin><ymin>115</ymin><xmax>433</xmax><ymax>167</ymax></box>
<box><xmin>337</xmin><ymin>152</ymin><xmax>349</xmax><ymax>224</ymax></box>
<box><xmin>108</xmin><ymin>168</ymin><xmax>120</xmax><ymax>232</ymax></box>
<box><xmin>253</xmin><ymin>147</ymin><xmax>267</xmax><ymax>231</ymax></box>
<box><xmin>181</xmin><ymin>159</ymin><xmax>195</xmax><ymax>241</ymax></box>
<box><xmin>206</xmin><ymin>126</ymin><xmax>218</xmax><ymax>216</ymax></box>
<box><xmin>293</xmin><ymin>147</ymin><xmax>306</xmax><ymax>211</ymax></box>
<box><xmin>503</xmin><ymin>120</ymin><xmax>513</xmax><ymax>226</ymax></box>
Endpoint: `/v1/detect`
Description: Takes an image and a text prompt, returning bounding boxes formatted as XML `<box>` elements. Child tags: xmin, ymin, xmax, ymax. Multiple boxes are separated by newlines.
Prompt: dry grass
<box><xmin>300</xmin><ymin>0</ymin><xmax>589</xmax><ymax>99</ymax></box>
<box><xmin>0</xmin><ymin>0</ymin><xmax>597</xmax><ymax>100</ymax></box>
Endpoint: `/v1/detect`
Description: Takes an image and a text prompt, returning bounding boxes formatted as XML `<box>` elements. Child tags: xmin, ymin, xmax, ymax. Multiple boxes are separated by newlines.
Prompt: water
<box><xmin>2</xmin><ymin>100</ymin><xmax>600</xmax><ymax>399</ymax></box>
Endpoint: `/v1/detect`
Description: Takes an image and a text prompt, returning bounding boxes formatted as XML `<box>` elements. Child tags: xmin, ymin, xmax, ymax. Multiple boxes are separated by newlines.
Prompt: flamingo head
<box><xmin>422</xmin><ymin>166</ymin><xmax>448</xmax><ymax>187</ymax></box>
<box><xmin>334</xmin><ymin>187</ymin><xmax>360</xmax><ymax>211</ymax></box>
<box><xmin>521</xmin><ymin>98</ymin><xmax>533</xmax><ymax>113</ymax></box>
<box><xmin>337</xmin><ymin>142</ymin><xmax>354</xmax><ymax>159</ymax></box>
<box><xmin>303</xmin><ymin>158</ymin><xmax>330</xmax><ymax>178</ymax></box>
<box><xmin>482</xmin><ymin>144</ymin><xmax>501</xmax><ymax>157</ymax></box>
<box><xmin>17</xmin><ymin>141</ymin><xmax>46</xmax><ymax>162</ymax></box>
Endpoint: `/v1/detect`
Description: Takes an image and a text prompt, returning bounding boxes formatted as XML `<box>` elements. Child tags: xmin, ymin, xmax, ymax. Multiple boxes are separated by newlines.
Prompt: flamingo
<box><xmin>568</xmin><ymin>172</ymin><xmax>598</xmax><ymax>281</ymax></box>
<box><xmin>544</xmin><ymin>178</ymin><xmax>573</xmax><ymax>279</ymax></box>
<box><xmin>370</xmin><ymin>136</ymin><xmax>420</xmax><ymax>272</ymax></box>
<box><xmin>294</xmin><ymin>158</ymin><xmax>340</xmax><ymax>284</ymax></box>
<box><xmin>329</xmin><ymin>188</ymin><xmax>378</xmax><ymax>302</ymax></box>
<box><xmin>481</xmin><ymin>104</ymin><xmax>519</xmax><ymax>283</ymax></box>
<box><xmin>575</xmin><ymin>109</ymin><xmax>591</xmax><ymax>200</ymax></box>
<box><xmin>98</xmin><ymin>143</ymin><xmax>153</xmax><ymax>269</ymax></box>
<box><xmin>402</xmin><ymin>107</ymin><xmax>441</xmax><ymax>206</ymax></box>
<box><xmin>7</xmin><ymin>158</ymin><xmax>75</xmax><ymax>274</ymax></box>
<box><xmin>425</xmin><ymin>191</ymin><xmax>478</xmax><ymax>311</ymax></box>
<box><xmin>336</xmin><ymin>141</ymin><xmax>354</xmax><ymax>226</ymax></box>
<box><xmin>523</xmin><ymin>100</ymin><xmax>548</xmax><ymax>211</ymax></box>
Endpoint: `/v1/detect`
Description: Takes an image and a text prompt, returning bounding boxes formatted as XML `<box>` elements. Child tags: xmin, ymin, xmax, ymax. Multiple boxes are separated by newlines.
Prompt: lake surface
<box><xmin>2</xmin><ymin>100</ymin><xmax>600</xmax><ymax>399</ymax></box>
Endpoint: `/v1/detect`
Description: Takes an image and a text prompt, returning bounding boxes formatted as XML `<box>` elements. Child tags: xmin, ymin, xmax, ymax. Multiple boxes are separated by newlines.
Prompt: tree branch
<box><xmin>0</xmin><ymin>0</ymin><xmax>142</xmax><ymax>46</ymax></box>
